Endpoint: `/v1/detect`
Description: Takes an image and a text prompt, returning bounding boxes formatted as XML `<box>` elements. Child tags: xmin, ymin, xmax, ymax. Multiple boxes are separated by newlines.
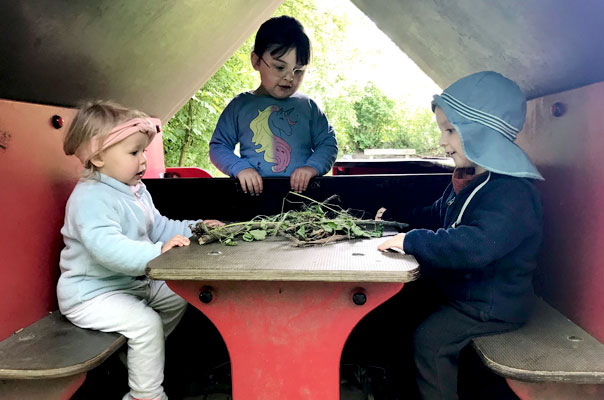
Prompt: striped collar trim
<box><xmin>441</xmin><ymin>92</ymin><xmax>520</xmax><ymax>142</ymax></box>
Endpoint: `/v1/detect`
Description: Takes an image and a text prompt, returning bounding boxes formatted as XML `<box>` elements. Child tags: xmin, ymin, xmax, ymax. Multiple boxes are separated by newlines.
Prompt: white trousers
<box><xmin>62</xmin><ymin>279</ymin><xmax>187</xmax><ymax>399</ymax></box>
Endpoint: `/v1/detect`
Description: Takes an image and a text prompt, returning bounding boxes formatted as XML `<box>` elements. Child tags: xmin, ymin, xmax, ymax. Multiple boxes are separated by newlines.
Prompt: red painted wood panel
<box><xmin>0</xmin><ymin>100</ymin><xmax>79</xmax><ymax>340</ymax></box>
<box><xmin>517</xmin><ymin>82</ymin><xmax>604</xmax><ymax>342</ymax></box>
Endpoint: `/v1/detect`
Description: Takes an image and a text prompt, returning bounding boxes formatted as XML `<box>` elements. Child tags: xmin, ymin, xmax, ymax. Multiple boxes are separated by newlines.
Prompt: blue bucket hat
<box><xmin>432</xmin><ymin>71</ymin><xmax>543</xmax><ymax>180</ymax></box>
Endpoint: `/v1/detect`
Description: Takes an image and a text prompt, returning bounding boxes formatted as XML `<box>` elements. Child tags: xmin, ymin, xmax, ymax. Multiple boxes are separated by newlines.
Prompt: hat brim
<box><xmin>433</xmin><ymin>95</ymin><xmax>543</xmax><ymax>180</ymax></box>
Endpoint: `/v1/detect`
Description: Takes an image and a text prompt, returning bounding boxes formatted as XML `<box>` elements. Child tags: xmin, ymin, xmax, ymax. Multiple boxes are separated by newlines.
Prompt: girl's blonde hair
<box><xmin>64</xmin><ymin>100</ymin><xmax>148</xmax><ymax>172</ymax></box>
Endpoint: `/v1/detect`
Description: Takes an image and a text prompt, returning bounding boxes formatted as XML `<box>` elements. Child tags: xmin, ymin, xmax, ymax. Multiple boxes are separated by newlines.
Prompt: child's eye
<box><xmin>275</xmin><ymin>65</ymin><xmax>285</xmax><ymax>71</ymax></box>
<box><xmin>446</xmin><ymin>129</ymin><xmax>454</xmax><ymax>134</ymax></box>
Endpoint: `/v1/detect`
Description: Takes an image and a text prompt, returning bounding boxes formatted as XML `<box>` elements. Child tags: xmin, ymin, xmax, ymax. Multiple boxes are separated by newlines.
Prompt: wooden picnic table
<box><xmin>146</xmin><ymin>236</ymin><xmax>418</xmax><ymax>400</ymax></box>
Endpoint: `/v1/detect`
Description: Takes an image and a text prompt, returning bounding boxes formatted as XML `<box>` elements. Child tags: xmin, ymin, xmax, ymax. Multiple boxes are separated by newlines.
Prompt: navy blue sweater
<box><xmin>403</xmin><ymin>173</ymin><xmax>543</xmax><ymax>323</ymax></box>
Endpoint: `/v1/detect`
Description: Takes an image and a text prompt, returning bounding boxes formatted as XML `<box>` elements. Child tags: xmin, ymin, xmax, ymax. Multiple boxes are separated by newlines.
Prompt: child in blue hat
<box><xmin>378</xmin><ymin>71</ymin><xmax>544</xmax><ymax>399</ymax></box>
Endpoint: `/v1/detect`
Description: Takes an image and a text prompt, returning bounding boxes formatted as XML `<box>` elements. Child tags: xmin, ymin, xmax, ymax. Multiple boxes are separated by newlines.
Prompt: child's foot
<box><xmin>122</xmin><ymin>392</ymin><xmax>168</xmax><ymax>400</ymax></box>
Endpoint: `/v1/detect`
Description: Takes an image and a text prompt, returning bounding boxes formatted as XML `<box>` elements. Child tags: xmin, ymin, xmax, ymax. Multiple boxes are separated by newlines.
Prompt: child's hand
<box><xmin>375</xmin><ymin>207</ymin><xmax>387</xmax><ymax>220</ymax></box>
<box><xmin>204</xmin><ymin>219</ymin><xmax>225</xmax><ymax>228</ymax></box>
<box><xmin>161</xmin><ymin>234</ymin><xmax>190</xmax><ymax>253</ymax></box>
<box><xmin>237</xmin><ymin>168</ymin><xmax>263</xmax><ymax>196</ymax></box>
<box><xmin>290</xmin><ymin>166</ymin><xmax>318</xmax><ymax>193</ymax></box>
<box><xmin>377</xmin><ymin>233</ymin><xmax>406</xmax><ymax>253</ymax></box>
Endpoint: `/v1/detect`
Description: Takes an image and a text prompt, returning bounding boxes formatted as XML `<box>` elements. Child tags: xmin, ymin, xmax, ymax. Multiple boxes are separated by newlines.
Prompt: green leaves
<box><xmin>192</xmin><ymin>192</ymin><xmax>386</xmax><ymax>247</ymax></box>
<box><xmin>322</xmin><ymin>221</ymin><xmax>337</xmax><ymax>233</ymax></box>
<box><xmin>242</xmin><ymin>230</ymin><xmax>268</xmax><ymax>242</ymax></box>
<box><xmin>295</xmin><ymin>225</ymin><xmax>306</xmax><ymax>239</ymax></box>
<box><xmin>350</xmin><ymin>224</ymin><xmax>365</xmax><ymax>237</ymax></box>
<box><xmin>334</xmin><ymin>82</ymin><xmax>441</xmax><ymax>154</ymax></box>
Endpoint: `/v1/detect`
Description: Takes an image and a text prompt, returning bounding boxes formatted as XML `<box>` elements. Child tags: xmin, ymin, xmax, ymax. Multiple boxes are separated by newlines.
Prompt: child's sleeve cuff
<box><xmin>229</xmin><ymin>161</ymin><xmax>255</xmax><ymax>178</ymax></box>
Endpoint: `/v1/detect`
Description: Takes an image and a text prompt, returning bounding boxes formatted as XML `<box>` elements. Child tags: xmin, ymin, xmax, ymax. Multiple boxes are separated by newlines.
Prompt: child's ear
<box><xmin>90</xmin><ymin>153</ymin><xmax>105</xmax><ymax>168</ymax></box>
<box><xmin>251</xmin><ymin>52</ymin><xmax>261</xmax><ymax>71</ymax></box>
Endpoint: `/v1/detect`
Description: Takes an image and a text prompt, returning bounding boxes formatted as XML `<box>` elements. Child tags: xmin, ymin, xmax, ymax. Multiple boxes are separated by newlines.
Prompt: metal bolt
<box><xmin>199</xmin><ymin>286</ymin><xmax>214</xmax><ymax>304</ymax></box>
<box><xmin>551</xmin><ymin>102</ymin><xmax>566</xmax><ymax>117</ymax></box>
<box><xmin>51</xmin><ymin>115</ymin><xmax>64</xmax><ymax>129</ymax></box>
<box><xmin>352</xmin><ymin>291</ymin><xmax>367</xmax><ymax>306</ymax></box>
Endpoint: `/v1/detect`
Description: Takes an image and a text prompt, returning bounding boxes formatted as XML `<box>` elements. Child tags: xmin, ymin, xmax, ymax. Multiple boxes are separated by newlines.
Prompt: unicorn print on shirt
<box><xmin>249</xmin><ymin>105</ymin><xmax>296</xmax><ymax>173</ymax></box>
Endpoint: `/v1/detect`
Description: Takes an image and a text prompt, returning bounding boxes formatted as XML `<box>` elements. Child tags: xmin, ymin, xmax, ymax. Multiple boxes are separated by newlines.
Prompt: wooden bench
<box><xmin>0</xmin><ymin>311</ymin><xmax>126</xmax><ymax>400</ymax></box>
<box><xmin>471</xmin><ymin>297</ymin><xmax>604</xmax><ymax>399</ymax></box>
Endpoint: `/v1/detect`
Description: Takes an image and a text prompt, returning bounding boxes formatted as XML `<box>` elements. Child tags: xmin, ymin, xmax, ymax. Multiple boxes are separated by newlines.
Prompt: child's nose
<box><xmin>439</xmin><ymin>132</ymin><xmax>447</xmax><ymax>147</ymax></box>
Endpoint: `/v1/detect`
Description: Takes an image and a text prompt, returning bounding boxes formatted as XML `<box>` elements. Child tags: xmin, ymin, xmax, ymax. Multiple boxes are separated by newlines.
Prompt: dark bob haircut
<box><xmin>253</xmin><ymin>15</ymin><xmax>311</xmax><ymax>66</ymax></box>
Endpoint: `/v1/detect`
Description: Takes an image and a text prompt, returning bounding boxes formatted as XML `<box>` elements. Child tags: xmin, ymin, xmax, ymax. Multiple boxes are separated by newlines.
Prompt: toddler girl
<box><xmin>58</xmin><ymin>100</ymin><xmax>223</xmax><ymax>400</ymax></box>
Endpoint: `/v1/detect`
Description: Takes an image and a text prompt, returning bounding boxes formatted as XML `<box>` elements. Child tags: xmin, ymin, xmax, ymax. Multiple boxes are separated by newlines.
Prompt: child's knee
<box><xmin>166</xmin><ymin>294</ymin><xmax>188</xmax><ymax>318</ymax></box>
<box><xmin>175</xmin><ymin>295</ymin><xmax>187</xmax><ymax>310</ymax></box>
<box><xmin>412</xmin><ymin>325</ymin><xmax>430</xmax><ymax>353</ymax></box>
<box><xmin>412</xmin><ymin>321</ymin><xmax>442</xmax><ymax>360</ymax></box>
<box><xmin>139</xmin><ymin>311</ymin><xmax>165</xmax><ymax>338</ymax></box>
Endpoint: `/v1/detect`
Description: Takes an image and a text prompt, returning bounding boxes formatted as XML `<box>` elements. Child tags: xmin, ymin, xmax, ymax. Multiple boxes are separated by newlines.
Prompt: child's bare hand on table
<box><xmin>377</xmin><ymin>233</ymin><xmax>406</xmax><ymax>253</ymax></box>
<box><xmin>161</xmin><ymin>234</ymin><xmax>191</xmax><ymax>253</ymax></box>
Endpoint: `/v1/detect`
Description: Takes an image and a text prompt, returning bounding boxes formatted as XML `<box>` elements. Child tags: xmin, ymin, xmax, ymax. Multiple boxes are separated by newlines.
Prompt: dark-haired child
<box><xmin>210</xmin><ymin>15</ymin><xmax>338</xmax><ymax>195</ymax></box>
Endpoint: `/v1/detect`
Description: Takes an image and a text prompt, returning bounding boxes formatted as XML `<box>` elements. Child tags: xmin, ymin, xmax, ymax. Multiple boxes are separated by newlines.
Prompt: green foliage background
<box><xmin>163</xmin><ymin>0</ymin><xmax>442</xmax><ymax>176</ymax></box>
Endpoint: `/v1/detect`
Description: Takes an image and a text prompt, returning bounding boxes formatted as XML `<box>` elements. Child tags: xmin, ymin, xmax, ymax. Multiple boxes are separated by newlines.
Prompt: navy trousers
<box><xmin>413</xmin><ymin>303</ymin><xmax>521</xmax><ymax>400</ymax></box>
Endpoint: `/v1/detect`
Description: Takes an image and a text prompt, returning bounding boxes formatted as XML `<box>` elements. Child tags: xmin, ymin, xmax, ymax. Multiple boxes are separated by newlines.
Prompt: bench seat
<box><xmin>0</xmin><ymin>311</ymin><xmax>126</xmax><ymax>380</ymax></box>
<box><xmin>472</xmin><ymin>297</ymin><xmax>604</xmax><ymax>385</ymax></box>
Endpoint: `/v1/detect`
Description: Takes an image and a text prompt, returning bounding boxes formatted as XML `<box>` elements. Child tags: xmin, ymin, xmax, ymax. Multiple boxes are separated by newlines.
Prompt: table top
<box><xmin>146</xmin><ymin>237</ymin><xmax>419</xmax><ymax>283</ymax></box>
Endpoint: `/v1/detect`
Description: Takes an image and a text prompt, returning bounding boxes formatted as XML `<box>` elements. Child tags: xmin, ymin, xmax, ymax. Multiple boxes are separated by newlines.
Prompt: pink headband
<box><xmin>75</xmin><ymin>117</ymin><xmax>161</xmax><ymax>165</ymax></box>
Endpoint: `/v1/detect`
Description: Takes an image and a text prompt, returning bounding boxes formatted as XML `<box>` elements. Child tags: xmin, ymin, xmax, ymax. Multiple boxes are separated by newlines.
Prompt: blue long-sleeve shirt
<box><xmin>57</xmin><ymin>174</ymin><xmax>200</xmax><ymax>311</ymax></box>
<box><xmin>403</xmin><ymin>173</ymin><xmax>543</xmax><ymax>322</ymax></box>
<box><xmin>209</xmin><ymin>92</ymin><xmax>338</xmax><ymax>177</ymax></box>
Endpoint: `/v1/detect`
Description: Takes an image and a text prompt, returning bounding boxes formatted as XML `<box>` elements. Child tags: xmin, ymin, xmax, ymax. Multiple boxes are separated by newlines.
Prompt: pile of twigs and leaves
<box><xmin>190</xmin><ymin>192</ymin><xmax>407</xmax><ymax>247</ymax></box>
